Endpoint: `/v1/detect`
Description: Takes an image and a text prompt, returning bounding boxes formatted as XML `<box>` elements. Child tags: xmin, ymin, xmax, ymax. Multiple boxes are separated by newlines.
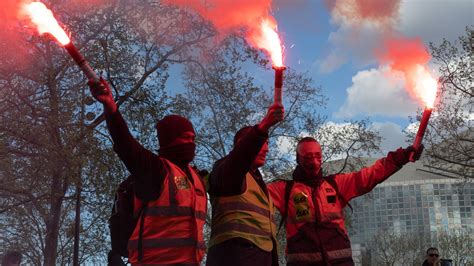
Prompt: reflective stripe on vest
<box><xmin>128</xmin><ymin>237</ymin><xmax>206</xmax><ymax>250</ymax></box>
<box><xmin>145</xmin><ymin>206</ymin><xmax>206</xmax><ymax>221</ymax></box>
<box><xmin>211</xmin><ymin>222</ymin><xmax>273</xmax><ymax>237</ymax></box>
<box><xmin>215</xmin><ymin>202</ymin><xmax>272</xmax><ymax>218</ymax></box>
<box><xmin>287</xmin><ymin>252</ymin><xmax>323</xmax><ymax>263</ymax></box>
<box><xmin>327</xmin><ymin>248</ymin><xmax>352</xmax><ymax>260</ymax></box>
<box><xmin>128</xmin><ymin>159</ymin><xmax>207</xmax><ymax>264</ymax></box>
<box><xmin>210</xmin><ymin>172</ymin><xmax>276</xmax><ymax>252</ymax></box>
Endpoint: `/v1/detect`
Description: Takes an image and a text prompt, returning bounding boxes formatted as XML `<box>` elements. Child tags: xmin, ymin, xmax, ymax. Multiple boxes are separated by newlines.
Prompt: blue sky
<box><xmin>271</xmin><ymin>0</ymin><xmax>471</xmax><ymax>153</ymax></box>
<box><xmin>167</xmin><ymin>0</ymin><xmax>472</xmax><ymax>154</ymax></box>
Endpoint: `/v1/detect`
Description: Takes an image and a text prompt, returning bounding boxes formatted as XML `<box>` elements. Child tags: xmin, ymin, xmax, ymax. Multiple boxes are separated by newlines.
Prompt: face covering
<box><xmin>159</xmin><ymin>142</ymin><xmax>196</xmax><ymax>165</ymax></box>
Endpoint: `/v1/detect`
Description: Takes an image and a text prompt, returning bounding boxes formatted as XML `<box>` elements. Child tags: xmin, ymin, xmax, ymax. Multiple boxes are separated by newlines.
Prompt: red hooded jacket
<box><xmin>268</xmin><ymin>149</ymin><xmax>408</xmax><ymax>266</ymax></box>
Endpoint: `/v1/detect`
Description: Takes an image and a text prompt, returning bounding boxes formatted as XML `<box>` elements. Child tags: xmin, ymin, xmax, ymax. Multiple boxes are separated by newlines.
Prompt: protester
<box><xmin>1</xmin><ymin>251</ymin><xmax>22</xmax><ymax>266</ymax></box>
<box><xmin>268</xmin><ymin>137</ymin><xmax>424</xmax><ymax>266</ymax></box>
<box><xmin>206</xmin><ymin>103</ymin><xmax>284</xmax><ymax>266</ymax></box>
<box><xmin>89</xmin><ymin>79</ymin><xmax>207</xmax><ymax>265</ymax></box>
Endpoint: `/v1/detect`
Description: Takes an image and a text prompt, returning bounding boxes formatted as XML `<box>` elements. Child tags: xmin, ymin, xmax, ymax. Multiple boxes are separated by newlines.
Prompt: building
<box><xmin>344</xmin><ymin>158</ymin><xmax>473</xmax><ymax>265</ymax></box>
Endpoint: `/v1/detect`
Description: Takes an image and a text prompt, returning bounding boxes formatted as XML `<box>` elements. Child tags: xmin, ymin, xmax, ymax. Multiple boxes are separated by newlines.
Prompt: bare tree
<box><xmin>0</xmin><ymin>1</ymin><xmax>213</xmax><ymax>264</ymax></box>
<box><xmin>368</xmin><ymin>229</ymin><xmax>423</xmax><ymax>266</ymax></box>
<box><xmin>414</xmin><ymin>27</ymin><xmax>473</xmax><ymax>180</ymax></box>
<box><xmin>438</xmin><ymin>229</ymin><xmax>473</xmax><ymax>266</ymax></box>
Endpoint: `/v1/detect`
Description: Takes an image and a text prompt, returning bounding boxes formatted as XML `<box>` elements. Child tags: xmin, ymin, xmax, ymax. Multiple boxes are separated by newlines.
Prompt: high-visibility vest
<box><xmin>127</xmin><ymin>159</ymin><xmax>207</xmax><ymax>265</ymax></box>
<box><xmin>209</xmin><ymin>172</ymin><xmax>276</xmax><ymax>252</ymax></box>
<box><xmin>284</xmin><ymin>181</ymin><xmax>353</xmax><ymax>265</ymax></box>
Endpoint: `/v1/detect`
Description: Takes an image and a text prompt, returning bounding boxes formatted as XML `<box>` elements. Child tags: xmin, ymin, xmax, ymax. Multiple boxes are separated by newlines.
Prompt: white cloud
<box><xmin>398</xmin><ymin>0</ymin><xmax>472</xmax><ymax>43</ymax></box>
<box><xmin>316</xmin><ymin>24</ymin><xmax>384</xmax><ymax>73</ymax></box>
<box><xmin>335</xmin><ymin>66</ymin><xmax>419</xmax><ymax>118</ymax></box>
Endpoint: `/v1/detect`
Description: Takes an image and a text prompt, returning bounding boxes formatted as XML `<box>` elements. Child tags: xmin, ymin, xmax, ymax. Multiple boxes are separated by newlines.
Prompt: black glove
<box><xmin>406</xmin><ymin>145</ymin><xmax>424</xmax><ymax>162</ymax></box>
<box><xmin>108</xmin><ymin>250</ymin><xmax>126</xmax><ymax>266</ymax></box>
<box><xmin>391</xmin><ymin>145</ymin><xmax>424</xmax><ymax>165</ymax></box>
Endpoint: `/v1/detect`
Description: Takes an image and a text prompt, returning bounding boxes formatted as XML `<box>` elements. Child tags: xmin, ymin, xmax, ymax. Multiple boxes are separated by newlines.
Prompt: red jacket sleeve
<box><xmin>267</xmin><ymin>180</ymin><xmax>286</xmax><ymax>214</ymax></box>
<box><xmin>335</xmin><ymin>148</ymin><xmax>407</xmax><ymax>202</ymax></box>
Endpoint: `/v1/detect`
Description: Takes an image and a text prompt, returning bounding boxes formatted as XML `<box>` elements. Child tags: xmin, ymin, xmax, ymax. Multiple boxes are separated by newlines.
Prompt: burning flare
<box><xmin>22</xmin><ymin>1</ymin><xmax>70</xmax><ymax>45</ymax></box>
<box><xmin>249</xmin><ymin>19</ymin><xmax>284</xmax><ymax>67</ymax></box>
<box><xmin>410</xmin><ymin>65</ymin><xmax>437</xmax><ymax>108</ymax></box>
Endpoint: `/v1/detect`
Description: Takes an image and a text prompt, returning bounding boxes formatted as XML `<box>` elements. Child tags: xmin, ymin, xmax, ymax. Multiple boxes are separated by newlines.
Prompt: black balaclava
<box><xmin>156</xmin><ymin>115</ymin><xmax>196</xmax><ymax>165</ymax></box>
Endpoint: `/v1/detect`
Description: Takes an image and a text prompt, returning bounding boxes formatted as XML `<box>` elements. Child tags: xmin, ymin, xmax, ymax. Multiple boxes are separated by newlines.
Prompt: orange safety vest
<box><xmin>127</xmin><ymin>159</ymin><xmax>207</xmax><ymax>265</ymax></box>
<box><xmin>209</xmin><ymin>173</ymin><xmax>277</xmax><ymax>252</ymax></box>
<box><xmin>272</xmin><ymin>180</ymin><xmax>353</xmax><ymax>265</ymax></box>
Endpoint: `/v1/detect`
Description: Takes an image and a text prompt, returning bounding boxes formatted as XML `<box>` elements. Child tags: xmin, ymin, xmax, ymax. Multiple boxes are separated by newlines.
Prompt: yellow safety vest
<box><xmin>209</xmin><ymin>172</ymin><xmax>277</xmax><ymax>252</ymax></box>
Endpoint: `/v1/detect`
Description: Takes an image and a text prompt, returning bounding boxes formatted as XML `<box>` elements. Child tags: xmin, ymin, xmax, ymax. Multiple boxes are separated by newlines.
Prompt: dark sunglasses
<box><xmin>429</xmin><ymin>254</ymin><xmax>439</xmax><ymax>257</ymax></box>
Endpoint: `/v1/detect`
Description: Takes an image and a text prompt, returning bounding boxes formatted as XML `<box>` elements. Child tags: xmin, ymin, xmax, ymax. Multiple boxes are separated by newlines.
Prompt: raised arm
<box><xmin>336</xmin><ymin>145</ymin><xmax>423</xmax><ymax>201</ymax></box>
<box><xmin>208</xmin><ymin>103</ymin><xmax>284</xmax><ymax>196</ymax></box>
<box><xmin>88</xmin><ymin>79</ymin><xmax>160</xmax><ymax>179</ymax></box>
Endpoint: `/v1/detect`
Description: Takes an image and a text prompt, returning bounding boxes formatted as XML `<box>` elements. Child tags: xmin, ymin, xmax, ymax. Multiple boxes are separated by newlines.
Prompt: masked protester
<box><xmin>267</xmin><ymin>137</ymin><xmax>424</xmax><ymax>266</ymax></box>
<box><xmin>206</xmin><ymin>104</ymin><xmax>284</xmax><ymax>266</ymax></box>
<box><xmin>88</xmin><ymin>79</ymin><xmax>207</xmax><ymax>265</ymax></box>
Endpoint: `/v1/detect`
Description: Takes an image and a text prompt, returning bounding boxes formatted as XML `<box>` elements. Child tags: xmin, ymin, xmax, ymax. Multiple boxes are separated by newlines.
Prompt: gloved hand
<box><xmin>392</xmin><ymin>145</ymin><xmax>424</xmax><ymax>165</ymax></box>
<box><xmin>258</xmin><ymin>103</ymin><xmax>284</xmax><ymax>133</ymax></box>
<box><xmin>407</xmin><ymin>145</ymin><xmax>424</xmax><ymax>162</ymax></box>
<box><xmin>108</xmin><ymin>250</ymin><xmax>126</xmax><ymax>266</ymax></box>
<box><xmin>87</xmin><ymin>77</ymin><xmax>117</xmax><ymax>114</ymax></box>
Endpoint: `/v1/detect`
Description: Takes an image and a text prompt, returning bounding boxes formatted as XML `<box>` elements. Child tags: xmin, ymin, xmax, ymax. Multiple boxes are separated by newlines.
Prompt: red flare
<box><xmin>21</xmin><ymin>1</ymin><xmax>70</xmax><ymax>45</ymax></box>
<box><xmin>413</xmin><ymin>108</ymin><xmax>432</xmax><ymax>149</ymax></box>
<box><xmin>273</xmin><ymin>65</ymin><xmax>286</xmax><ymax>104</ymax></box>
<box><xmin>409</xmin><ymin>107</ymin><xmax>432</xmax><ymax>161</ymax></box>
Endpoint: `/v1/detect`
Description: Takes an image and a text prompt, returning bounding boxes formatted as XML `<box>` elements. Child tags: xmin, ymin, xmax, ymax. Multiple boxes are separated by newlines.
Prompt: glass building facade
<box><xmin>349</xmin><ymin>178</ymin><xmax>474</xmax><ymax>243</ymax></box>
<box><xmin>341</xmin><ymin>159</ymin><xmax>473</xmax><ymax>265</ymax></box>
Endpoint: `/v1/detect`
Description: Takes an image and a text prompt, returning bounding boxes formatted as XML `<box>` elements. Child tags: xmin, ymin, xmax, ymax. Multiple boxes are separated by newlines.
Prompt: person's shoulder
<box><xmin>269</xmin><ymin>178</ymin><xmax>291</xmax><ymax>183</ymax></box>
<box><xmin>211</xmin><ymin>156</ymin><xmax>229</xmax><ymax>169</ymax></box>
<box><xmin>268</xmin><ymin>178</ymin><xmax>293</xmax><ymax>187</ymax></box>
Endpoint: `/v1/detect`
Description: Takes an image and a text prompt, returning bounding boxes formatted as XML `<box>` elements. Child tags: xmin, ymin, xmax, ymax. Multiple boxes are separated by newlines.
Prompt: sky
<box><xmin>166</xmin><ymin>0</ymin><xmax>472</xmax><ymax>155</ymax></box>
<box><xmin>272</xmin><ymin>0</ymin><xmax>472</xmax><ymax>153</ymax></box>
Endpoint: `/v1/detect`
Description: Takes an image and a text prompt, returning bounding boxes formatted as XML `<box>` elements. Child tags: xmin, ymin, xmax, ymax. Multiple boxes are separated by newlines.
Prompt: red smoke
<box><xmin>378</xmin><ymin>38</ymin><xmax>430</xmax><ymax>73</ymax></box>
<box><xmin>352</xmin><ymin>0</ymin><xmax>400</xmax><ymax>21</ymax></box>
<box><xmin>0</xmin><ymin>0</ymin><xmax>33</xmax><ymax>70</ymax></box>
<box><xmin>163</xmin><ymin>0</ymin><xmax>284</xmax><ymax>66</ymax></box>
<box><xmin>325</xmin><ymin>0</ymin><xmax>437</xmax><ymax>107</ymax></box>
<box><xmin>0</xmin><ymin>0</ymin><xmax>110</xmax><ymax>68</ymax></box>
<box><xmin>378</xmin><ymin>38</ymin><xmax>437</xmax><ymax>107</ymax></box>
<box><xmin>0</xmin><ymin>0</ymin><xmax>30</xmax><ymax>26</ymax></box>
<box><xmin>163</xmin><ymin>0</ymin><xmax>272</xmax><ymax>32</ymax></box>
<box><xmin>326</xmin><ymin>0</ymin><xmax>401</xmax><ymax>27</ymax></box>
